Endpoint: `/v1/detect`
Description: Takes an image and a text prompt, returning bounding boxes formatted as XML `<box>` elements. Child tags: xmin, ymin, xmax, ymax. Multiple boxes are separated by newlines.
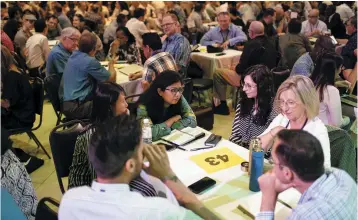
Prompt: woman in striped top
<box><xmin>230</xmin><ymin>65</ymin><xmax>278</xmax><ymax>148</ymax></box>
<box><xmin>68</xmin><ymin>82</ymin><xmax>162</xmax><ymax>198</ymax></box>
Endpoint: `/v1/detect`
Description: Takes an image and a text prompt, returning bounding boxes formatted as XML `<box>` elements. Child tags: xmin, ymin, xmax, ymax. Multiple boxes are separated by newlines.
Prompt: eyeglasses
<box><xmin>165</xmin><ymin>86</ymin><xmax>185</xmax><ymax>95</ymax></box>
<box><xmin>278</xmin><ymin>100</ymin><xmax>298</xmax><ymax>109</ymax></box>
<box><xmin>243</xmin><ymin>83</ymin><xmax>257</xmax><ymax>90</ymax></box>
<box><xmin>67</xmin><ymin>37</ymin><xmax>79</xmax><ymax>43</ymax></box>
<box><xmin>25</xmin><ymin>19</ymin><xmax>35</xmax><ymax>24</ymax></box>
<box><xmin>308</xmin><ymin>15</ymin><xmax>318</xmax><ymax>18</ymax></box>
<box><xmin>161</xmin><ymin>22</ymin><xmax>175</xmax><ymax>28</ymax></box>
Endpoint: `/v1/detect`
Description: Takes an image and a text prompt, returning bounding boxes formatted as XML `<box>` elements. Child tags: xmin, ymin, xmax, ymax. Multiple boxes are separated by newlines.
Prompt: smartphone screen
<box><xmin>188</xmin><ymin>177</ymin><xmax>216</xmax><ymax>194</ymax></box>
<box><xmin>157</xmin><ymin>142</ymin><xmax>176</xmax><ymax>151</ymax></box>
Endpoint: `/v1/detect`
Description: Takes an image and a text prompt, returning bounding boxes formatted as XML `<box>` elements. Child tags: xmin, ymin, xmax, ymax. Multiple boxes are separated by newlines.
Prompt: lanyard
<box><xmin>309</xmin><ymin>22</ymin><xmax>318</xmax><ymax>33</ymax></box>
<box><xmin>285</xmin><ymin>118</ymin><xmax>308</xmax><ymax>129</ymax></box>
<box><xmin>220</xmin><ymin>30</ymin><xmax>229</xmax><ymax>43</ymax></box>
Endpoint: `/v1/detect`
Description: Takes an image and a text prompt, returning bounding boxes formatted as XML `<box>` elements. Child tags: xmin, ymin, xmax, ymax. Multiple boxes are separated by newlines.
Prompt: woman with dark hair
<box><xmin>279</xmin><ymin>18</ymin><xmax>311</xmax><ymax>69</ymax></box>
<box><xmin>137</xmin><ymin>70</ymin><xmax>197</xmax><ymax>141</ymax></box>
<box><xmin>68</xmin><ymin>82</ymin><xmax>177</xmax><ymax>201</ymax></box>
<box><xmin>324</xmin><ymin>5</ymin><xmax>346</xmax><ymax>39</ymax></box>
<box><xmin>68</xmin><ymin>82</ymin><xmax>128</xmax><ymax>190</ymax></box>
<box><xmin>108</xmin><ymin>26</ymin><xmax>141</xmax><ymax>64</ymax></box>
<box><xmin>230</xmin><ymin>65</ymin><xmax>278</xmax><ymax>147</ymax></box>
<box><xmin>310</xmin><ymin>53</ymin><xmax>350</xmax><ymax>127</ymax></box>
<box><xmin>291</xmin><ymin>35</ymin><xmax>335</xmax><ymax>76</ymax></box>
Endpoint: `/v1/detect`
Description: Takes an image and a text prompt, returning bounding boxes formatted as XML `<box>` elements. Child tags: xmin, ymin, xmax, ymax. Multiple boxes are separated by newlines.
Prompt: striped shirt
<box><xmin>68</xmin><ymin>126</ymin><xmax>157</xmax><ymax>197</ymax></box>
<box><xmin>142</xmin><ymin>51</ymin><xmax>177</xmax><ymax>83</ymax></box>
<box><xmin>230</xmin><ymin>102</ymin><xmax>278</xmax><ymax>147</ymax></box>
<box><xmin>256</xmin><ymin>168</ymin><xmax>357</xmax><ymax>220</ymax></box>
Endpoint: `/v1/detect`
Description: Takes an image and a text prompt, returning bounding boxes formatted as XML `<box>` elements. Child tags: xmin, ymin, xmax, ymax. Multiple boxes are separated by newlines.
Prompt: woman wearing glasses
<box><xmin>137</xmin><ymin>70</ymin><xmax>197</xmax><ymax>141</ymax></box>
<box><xmin>259</xmin><ymin>75</ymin><xmax>331</xmax><ymax>168</ymax></box>
<box><xmin>230</xmin><ymin>65</ymin><xmax>278</xmax><ymax>148</ymax></box>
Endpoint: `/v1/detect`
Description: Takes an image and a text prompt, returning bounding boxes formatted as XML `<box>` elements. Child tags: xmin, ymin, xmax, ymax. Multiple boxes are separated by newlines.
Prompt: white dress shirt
<box><xmin>336</xmin><ymin>4</ymin><xmax>355</xmax><ymax>23</ymax></box>
<box><xmin>126</xmin><ymin>18</ymin><xmax>149</xmax><ymax>47</ymax></box>
<box><xmin>25</xmin><ymin>33</ymin><xmax>50</xmax><ymax>69</ymax></box>
<box><xmin>260</xmin><ymin>114</ymin><xmax>331</xmax><ymax>169</ymax></box>
<box><xmin>59</xmin><ymin>180</ymin><xmax>201</xmax><ymax>220</ymax></box>
<box><xmin>301</xmin><ymin>20</ymin><xmax>327</xmax><ymax>37</ymax></box>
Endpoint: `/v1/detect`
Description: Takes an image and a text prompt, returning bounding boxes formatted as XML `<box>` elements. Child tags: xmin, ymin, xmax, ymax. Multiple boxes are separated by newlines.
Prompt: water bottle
<box><xmin>142</xmin><ymin>119</ymin><xmax>152</xmax><ymax>144</ymax></box>
<box><xmin>248</xmin><ymin>137</ymin><xmax>264</xmax><ymax>192</ymax></box>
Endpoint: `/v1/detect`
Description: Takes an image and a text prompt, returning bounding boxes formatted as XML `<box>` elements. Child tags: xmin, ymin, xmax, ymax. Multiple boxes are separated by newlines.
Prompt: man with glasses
<box><xmin>341</xmin><ymin>16</ymin><xmax>357</xmax><ymax>72</ymax></box>
<box><xmin>200</xmin><ymin>11</ymin><xmax>247</xmax><ymax>48</ymax></box>
<box><xmin>14</xmin><ymin>13</ymin><xmax>36</xmax><ymax>57</ymax></box>
<box><xmin>161</xmin><ymin>13</ymin><xmax>191</xmax><ymax>76</ymax></box>
<box><xmin>46</xmin><ymin>27</ymin><xmax>81</xmax><ymax>78</ymax></box>
<box><xmin>256</xmin><ymin>129</ymin><xmax>356</xmax><ymax>220</ymax></box>
<box><xmin>301</xmin><ymin>9</ymin><xmax>327</xmax><ymax>37</ymax></box>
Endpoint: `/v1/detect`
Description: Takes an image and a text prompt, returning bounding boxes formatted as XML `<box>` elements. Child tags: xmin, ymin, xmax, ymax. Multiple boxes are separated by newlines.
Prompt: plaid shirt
<box><xmin>142</xmin><ymin>51</ymin><xmax>177</xmax><ymax>83</ymax></box>
<box><xmin>256</xmin><ymin>168</ymin><xmax>357</xmax><ymax>220</ymax></box>
<box><xmin>162</xmin><ymin>33</ymin><xmax>191</xmax><ymax>74</ymax></box>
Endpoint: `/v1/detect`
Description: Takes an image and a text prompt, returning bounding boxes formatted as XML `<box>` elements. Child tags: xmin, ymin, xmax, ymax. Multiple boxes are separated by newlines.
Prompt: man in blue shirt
<box><xmin>62</xmin><ymin>32</ymin><xmax>117</xmax><ymax>120</ymax></box>
<box><xmin>46</xmin><ymin>27</ymin><xmax>81</xmax><ymax>77</ymax></box>
<box><xmin>161</xmin><ymin>13</ymin><xmax>191</xmax><ymax>76</ymax></box>
<box><xmin>257</xmin><ymin>130</ymin><xmax>357</xmax><ymax>220</ymax></box>
<box><xmin>200</xmin><ymin>12</ymin><xmax>247</xmax><ymax>48</ymax></box>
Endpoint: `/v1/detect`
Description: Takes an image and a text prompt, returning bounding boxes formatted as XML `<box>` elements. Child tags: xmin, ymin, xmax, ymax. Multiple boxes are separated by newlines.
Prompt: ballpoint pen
<box><xmin>190</xmin><ymin>146</ymin><xmax>215</xmax><ymax>151</ymax></box>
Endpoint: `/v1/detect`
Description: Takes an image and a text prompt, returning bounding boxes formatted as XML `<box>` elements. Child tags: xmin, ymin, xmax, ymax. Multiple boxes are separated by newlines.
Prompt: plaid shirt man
<box><xmin>142</xmin><ymin>51</ymin><xmax>177</xmax><ymax>83</ymax></box>
<box><xmin>256</xmin><ymin>168</ymin><xmax>357</xmax><ymax>220</ymax></box>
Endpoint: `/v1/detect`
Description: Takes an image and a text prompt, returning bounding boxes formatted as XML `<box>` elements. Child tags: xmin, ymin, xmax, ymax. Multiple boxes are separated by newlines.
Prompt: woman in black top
<box><xmin>230</xmin><ymin>65</ymin><xmax>278</xmax><ymax>148</ymax></box>
<box><xmin>1</xmin><ymin>46</ymin><xmax>35</xmax><ymax>130</ymax></box>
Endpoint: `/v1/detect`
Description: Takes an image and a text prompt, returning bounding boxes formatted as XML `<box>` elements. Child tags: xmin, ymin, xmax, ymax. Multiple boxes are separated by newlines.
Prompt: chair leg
<box><xmin>27</xmin><ymin>131</ymin><xmax>51</xmax><ymax>159</ymax></box>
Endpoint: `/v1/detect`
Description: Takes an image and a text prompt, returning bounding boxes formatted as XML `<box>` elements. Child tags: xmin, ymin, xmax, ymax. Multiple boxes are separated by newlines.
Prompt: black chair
<box><xmin>49</xmin><ymin>120</ymin><xmax>85</xmax><ymax>194</ymax></box>
<box><xmin>271</xmin><ymin>67</ymin><xmax>290</xmax><ymax>92</ymax></box>
<box><xmin>183</xmin><ymin>78</ymin><xmax>193</xmax><ymax>104</ymax></box>
<box><xmin>125</xmin><ymin>94</ymin><xmax>142</xmax><ymax>117</ymax></box>
<box><xmin>44</xmin><ymin>75</ymin><xmax>66</xmax><ymax>126</ymax></box>
<box><xmin>35</xmin><ymin>197</ymin><xmax>60</xmax><ymax>220</ymax></box>
<box><xmin>8</xmin><ymin>77</ymin><xmax>51</xmax><ymax>159</ymax></box>
<box><xmin>192</xmin><ymin>78</ymin><xmax>213</xmax><ymax>107</ymax></box>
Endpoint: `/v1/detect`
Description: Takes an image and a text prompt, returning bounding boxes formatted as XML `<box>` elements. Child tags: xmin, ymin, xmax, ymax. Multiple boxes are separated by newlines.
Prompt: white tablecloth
<box><xmin>166</xmin><ymin>127</ymin><xmax>299</xmax><ymax>219</ymax></box>
<box><xmin>190</xmin><ymin>46</ymin><xmax>242</xmax><ymax>79</ymax></box>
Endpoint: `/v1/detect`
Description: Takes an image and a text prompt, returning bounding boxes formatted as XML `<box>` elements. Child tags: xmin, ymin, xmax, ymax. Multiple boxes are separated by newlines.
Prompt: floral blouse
<box><xmin>108</xmin><ymin>42</ymin><xmax>141</xmax><ymax>64</ymax></box>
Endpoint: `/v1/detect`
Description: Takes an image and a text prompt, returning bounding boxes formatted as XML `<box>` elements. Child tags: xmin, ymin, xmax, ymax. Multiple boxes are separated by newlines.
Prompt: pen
<box><xmin>190</xmin><ymin>146</ymin><xmax>215</xmax><ymax>151</ymax></box>
<box><xmin>175</xmin><ymin>146</ymin><xmax>188</xmax><ymax>151</ymax></box>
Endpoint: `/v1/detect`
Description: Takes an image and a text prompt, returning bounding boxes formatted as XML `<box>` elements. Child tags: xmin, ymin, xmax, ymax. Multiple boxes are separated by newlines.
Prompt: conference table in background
<box><xmin>190</xmin><ymin>46</ymin><xmax>242</xmax><ymax>79</ymax></box>
<box><xmin>48</xmin><ymin>40</ymin><xmax>59</xmax><ymax>50</ymax></box>
<box><xmin>164</xmin><ymin>127</ymin><xmax>301</xmax><ymax>219</ymax></box>
<box><xmin>100</xmin><ymin>61</ymin><xmax>143</xmax><ymax>96</ymax></box>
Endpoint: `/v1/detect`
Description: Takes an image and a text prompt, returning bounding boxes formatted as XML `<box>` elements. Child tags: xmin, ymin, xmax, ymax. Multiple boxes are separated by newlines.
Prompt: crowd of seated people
<box><xmin>0</xmin><ymin>1</ymin><xmax>357</xmax><ymax>219</ymax></box>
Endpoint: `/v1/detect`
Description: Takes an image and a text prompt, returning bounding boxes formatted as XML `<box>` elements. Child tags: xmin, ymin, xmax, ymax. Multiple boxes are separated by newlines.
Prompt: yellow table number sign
<box><xmin>190</xmin><ymin>147</ymin><xmax>245</xmax><ymax>174</ymax></box>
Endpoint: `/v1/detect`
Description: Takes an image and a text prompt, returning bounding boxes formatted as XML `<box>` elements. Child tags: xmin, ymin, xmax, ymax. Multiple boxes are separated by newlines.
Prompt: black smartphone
<box><xmin>188</xmin><ymin>177</ymin><xmax>216</xmax><ymax>194</ymax></box>
<box><xmin>157</xmin><ymin>142</ymin><xmax>176</xmax><ymax>152</ymax></box>
<box><xmin>216</xmin><ymin>52</ymin><xmax>226</xmax><ymax>56</ymax></box>
<box><xmin>204</xmin><ymin>134</ymin><xmax>222</xmax><ymax>147</ymax></box>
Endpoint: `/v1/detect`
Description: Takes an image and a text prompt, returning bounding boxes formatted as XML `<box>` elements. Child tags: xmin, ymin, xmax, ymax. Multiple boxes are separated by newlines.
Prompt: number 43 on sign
<box><xmin>190</xmin><ymin>147</ymin><xmax>245</xmax><ymax>173</ymax></box>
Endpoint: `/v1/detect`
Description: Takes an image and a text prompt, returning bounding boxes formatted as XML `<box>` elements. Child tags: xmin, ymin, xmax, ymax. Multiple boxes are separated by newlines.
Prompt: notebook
<box><xmin>236</xmin><ymin>192</ymin><xmax>292</xmax><ymax>219</ymax></box>
<box><xmin>161</xmin><ymin>127</ymin><xmax>205</xmax><ymax>146</ymax></box>
<box><xmin>118</xmin><ymin>64</ymin><xmax>143</xmax><ymax>75</ymax></box>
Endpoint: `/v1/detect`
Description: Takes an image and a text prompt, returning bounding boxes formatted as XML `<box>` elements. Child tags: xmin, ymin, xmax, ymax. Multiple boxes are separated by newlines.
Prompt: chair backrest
<box><xmin>30</xmin><ymin>77</ymin><xmax>45</xmax><ymax>115</ymax></box>
<box><xmin>125</xmin><ymin>94</ymin><xmax>142</xmax><ymax>117</ymax></box>
<box><xmin>183</xmin><ymin>78</ymin><xmax>193</xmax><ymax>104</ymax></box>
<box><xmin>44</xmin><ymin>75</ymin><xmax>62</xmax><ymax>112</ymax></box>
<box><xmin>326</xmin><ymin>125</ymin><xmax>357</xmax><ymax>181</ymax></box>
<box><xmin>49</xmin><ymin>120</ymin><xmax>85</xmax><ymax>193</ymax></box>
<box><xmin>35</xmin><ymin>197</ymin><xmax>60</xmax><ymax>220</ymax></box>
<box><xmin>271</xmin><ymin>67</ymin><xmax>290</xmax><ymax>92</ymax></box>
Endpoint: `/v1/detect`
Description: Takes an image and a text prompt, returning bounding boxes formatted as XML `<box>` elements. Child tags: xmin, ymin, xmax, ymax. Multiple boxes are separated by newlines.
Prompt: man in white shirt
<box><xmin>301</xmin><ymin>9</ymin><xmax>327</xmax><ymax>37</ymax></box>
<box><xmin>336</xmin><ymin>2</ymin><xmax>355</xmax><ymax>23</ymax></box>
<box><xmin>59</xmin><ymin>115</ymin><xmax>220</xmax><ymax>220</ymax></box>
<box><xmin>125</xmin><ymin>8</ymin><xmax>148</xmax><ymax>47</ymax></box>
<box><xmin>25</xmin><ymin>19</ymin><xmax>50</xmax><ymax>77</ymax></box>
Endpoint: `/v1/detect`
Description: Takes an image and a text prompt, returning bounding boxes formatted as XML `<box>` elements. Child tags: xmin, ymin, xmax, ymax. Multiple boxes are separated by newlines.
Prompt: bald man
<box><xmin>301</xmin><ymin>9</ymin><xmax>327</xmax><ymax>37</ymax></box>
<box><xmin>274</xmin><ymin>7</ymin><xmax>288</xmax><ymax>34</ymax></box>
<box><xmin>212</xmin><ymin>21</ymin><xmax>278</xmax><ymax>115</ymax></box>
